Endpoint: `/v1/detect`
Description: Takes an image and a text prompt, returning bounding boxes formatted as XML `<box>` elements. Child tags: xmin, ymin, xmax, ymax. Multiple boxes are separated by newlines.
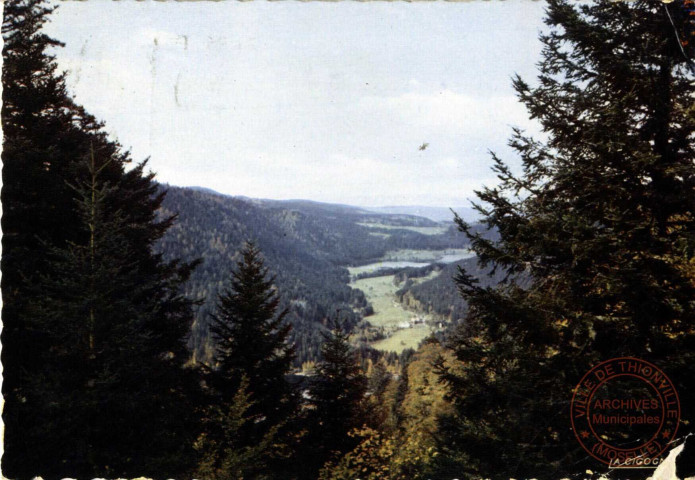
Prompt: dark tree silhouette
<box><xmin>437</xmin><ymin>1</ymin><xmax>695</xmax><ymax>478</ymax></box>
<box><xmin>303</xmin><ymin>323</ymin><xmax>368</xmax><ymax>477</ymax></box>
<box><xmin>2</xmin><ymin>1</ymin><xmax>201</xmax><ymax>476</ymax></box>
<box><xmin>204</xmin><ymin>242</ymin><xmax>297</xmax><ymax>477</ymax></box>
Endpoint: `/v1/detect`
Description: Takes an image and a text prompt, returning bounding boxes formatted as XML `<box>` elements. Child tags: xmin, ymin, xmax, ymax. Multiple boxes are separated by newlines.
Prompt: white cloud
<box><xmin>359</xmin><ymin>90</ymin><xmax>537</xmax><ymax>139</ymax></box>
<box><xmin>161</xmin><ymin>149</ymin><xmax>494</xmax><ymax>207</ymax></box>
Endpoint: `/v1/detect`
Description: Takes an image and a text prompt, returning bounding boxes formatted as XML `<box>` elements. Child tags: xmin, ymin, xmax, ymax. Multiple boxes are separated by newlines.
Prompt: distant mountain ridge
<box><xmin>183</xmin><ymin>185</ymin><xmax>477</xmax><ymax>223</ymax></box>
<box><xmin>363</xmin><ymin>205</ymin><xmax>478</xmax><ymax>223</ymax></box>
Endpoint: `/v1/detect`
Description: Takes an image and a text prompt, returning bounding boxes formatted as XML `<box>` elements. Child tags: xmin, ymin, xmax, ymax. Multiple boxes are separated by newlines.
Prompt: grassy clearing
<box><xmin>357</xmin><ymin>222</ymin><xmax>450</xmax><ymax>236</ymax></box>
<box><xmin>352</xmin><ymin>275</ymin><xmax>411</xmax><ymax>328</ymax></box>
<box><xmin>352</xmin><ymin>272</ymin><xmax>442</xmax><ymax>353</ymax></box>
<box><xmin>371</xmin><ymin>325</ymin><xmax>432</xmax><ymax>352</ymax></box>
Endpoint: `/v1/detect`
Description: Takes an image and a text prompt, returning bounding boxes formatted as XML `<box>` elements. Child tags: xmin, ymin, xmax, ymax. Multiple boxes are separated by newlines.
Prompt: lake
<box><xmin>348</xmin><ymin>249</ymin><xmax>475</xmax><ymax>276</ymax></box>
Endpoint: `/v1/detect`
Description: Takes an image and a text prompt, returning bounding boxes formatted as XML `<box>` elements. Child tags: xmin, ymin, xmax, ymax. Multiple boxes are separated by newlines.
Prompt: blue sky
<box><xmin>44</xmin><ymin>1</ymin><xmax>548</xmax><ymax>207</ymax></box>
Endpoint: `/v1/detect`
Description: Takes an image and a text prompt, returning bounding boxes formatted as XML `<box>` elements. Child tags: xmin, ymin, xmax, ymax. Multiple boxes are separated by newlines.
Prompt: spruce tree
<box><xmin>437</xmin><ymin>1</ymin><xmax>695</xmax><ymax>478</ymax></box>
<box><xmin>304</xmin><ymin>324</ymin><xmax>368</xmax><ymax>477</ymax></box>
<box><xmin>205</xmin><ymin>242</ymin><xmax>297</xmax><ymax>476</ymax></box>
<box><xmin>2</xmin><ymin>1</ymin><xmax>202</xmax><ymax>476</ymax></box>
<box><xmin>16</xmin><ymin>149</ymin><xmax>201</xmax><ymax>478</ymax></box>
<box><xmin>194</xmin><ymin>376</ymin><xmax>282</xmax><ymax>480</ymax></box>
<box><xmin>2</xmin><ymin>6</ymin><xmax>87</xmax><ymax>457</ymax></box>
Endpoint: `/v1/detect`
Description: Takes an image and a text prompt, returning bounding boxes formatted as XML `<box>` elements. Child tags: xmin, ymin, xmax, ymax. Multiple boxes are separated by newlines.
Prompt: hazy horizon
<box><xmin>45</xmin><ymin>1</ymin><xmax>547</xmax><ymax>208</ymax></box>
<box><xmin>173</xmin><ymin>184</ymin><xmax>479</xmax><ymax>222</ymax></box>
<box><xmin>178</xmin><ymin>183</ymin><xmax>472</xmax><ymax>208</ymax></box>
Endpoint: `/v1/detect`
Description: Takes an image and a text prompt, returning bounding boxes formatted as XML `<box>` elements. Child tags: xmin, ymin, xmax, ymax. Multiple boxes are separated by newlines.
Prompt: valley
<box><xmin>157</xmin><ymin>185</ymin><xmax>489</xmax><ymax>363</ymax></box>
<box><xmin>352</xmin><ymin>272</ymin><xmax>439</xmax><ymax>353</ymax></box>
<box><xmin>346</xmin><ymin>248</ymin><xmax>475</xmax><ymax>353</ymax></box>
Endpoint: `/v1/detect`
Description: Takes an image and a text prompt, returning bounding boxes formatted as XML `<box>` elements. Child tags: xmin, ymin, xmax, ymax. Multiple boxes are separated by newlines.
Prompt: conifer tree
<box><xmin>194</xmin><ymin>376</ymin><xmax>282</xmax><ymax>480</ymax></box>
<box><xmin>17</xmin><ymin>149</ymin><xmax>201</xmax><ymax>478</ymax></box>
<box><xmin>2</xmin><ymin>1</ymin><xmax>201</xmax><ymax>476</ymax></box>
<box><xmin>437</xmin><ymin>1</ymin><xmax>695</xmax><ymax>478</ymax></box>
<box><xmin>2</xmin><ymin>5</ymin><xmax>88</xmax><ymax>455</ymax></box>
<box><xmin>206</xmin><ymin>242</ymin><xmax>297</xmax><ymax>476</ymax></box>
<box><xmin>304</xmin><ymin>324</ymin><xmax>368</xmax><ymax>477</ymax></box>
<box><xmin>24</xmin><ymin>149</ymin><xmax>141</xmax><ymax>475</ymax></box>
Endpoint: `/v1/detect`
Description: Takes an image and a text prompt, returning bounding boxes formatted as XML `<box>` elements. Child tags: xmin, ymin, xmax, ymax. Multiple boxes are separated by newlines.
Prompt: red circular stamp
<box><xmin>571</xmin><ymin>357</ymin><xmax>680</xmax><ymax>468</ymax></box>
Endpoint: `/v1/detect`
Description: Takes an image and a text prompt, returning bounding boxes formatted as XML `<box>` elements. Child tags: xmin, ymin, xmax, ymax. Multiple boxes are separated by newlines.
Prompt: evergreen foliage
<box><xmin>205</xmin><ymin>242</ymin><xmax>298</xmax><ymax>477</ymax></box>
<box><xmin>195</xmin><ymin>376</ymin><xmax>282</xmax><ymax>480</ymax></box>
<box><xmin>437</xmin><ymin>1</ymin><xmax>695</xmax><ymax>478</ymax></box>
<box><xmin>25</xmin><ymin>150</ymin><xmax>200</xmax><ymax>477</ymax></box>
<box><xmin>397</xmin><ymin>255</ymin><xmax>511</xmax><ymax>326</ymax></box>
<box><xmin>302</xmin><ymin>324</ymin><xmax>368</xmax><ymax>478</ymax></box>
<box><xmin>2</xmin><ymin>1</ymin><xmax>200</xmax><ymax>476</ymax></box>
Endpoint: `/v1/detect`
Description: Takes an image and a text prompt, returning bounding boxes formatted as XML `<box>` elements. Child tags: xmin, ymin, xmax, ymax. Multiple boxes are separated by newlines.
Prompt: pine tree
<box><xmin>2</xmin><ymin>1</ymin><xmax>202</xmax><ymax>475</ymax></box>
<box><xmin>194</xmin><ymin>376</ymin><xmax>282</xmax><ymax>480</ymax></box>
<box><xmin>304</xmin><ymin>324</ymin><xmax>368</xmax><ymax>477</ymax></box>
<box><xmin>2</xmin><ymin>6</ymin><xmax>91</xmax><ymax>459</ymax></box>
<box><xmin>17</xmin><ymin>149</ymin><xmax>201</xmax><ymax>478</ymax></box>
<box><xmin>205</xmin><ymin>242</ymin><xmax>297</xmax><ymax>476</ymax></box>
<box><xmin>437</xmin><ymin>1</ymin><xmax>695</xmax><ymax>478</ymax></box>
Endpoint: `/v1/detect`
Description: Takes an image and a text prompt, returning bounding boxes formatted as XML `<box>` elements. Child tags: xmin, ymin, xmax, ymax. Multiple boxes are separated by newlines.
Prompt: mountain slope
<box><xmin>364</xmin><ymin>205</ymin><xmax>478</xmax><ymax>223</ymax></box>
<box><xmin>156</xmin><ymin>186</ymin><xmax>469</xmax><ymax>364</ymax></box>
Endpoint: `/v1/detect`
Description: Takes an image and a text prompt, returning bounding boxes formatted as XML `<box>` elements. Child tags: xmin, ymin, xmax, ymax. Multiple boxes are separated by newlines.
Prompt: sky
<box><xmin>44</xmin><ymin>0</ymin><xmax>548</xmax><ymax>208</ymax></box>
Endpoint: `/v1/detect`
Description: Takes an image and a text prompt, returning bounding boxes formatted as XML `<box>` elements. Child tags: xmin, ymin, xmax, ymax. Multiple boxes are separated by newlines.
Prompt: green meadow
<box><xmin>351</xmin><ymin>271</ymin><xmax>440</xmax><ymax>353</ymax></box>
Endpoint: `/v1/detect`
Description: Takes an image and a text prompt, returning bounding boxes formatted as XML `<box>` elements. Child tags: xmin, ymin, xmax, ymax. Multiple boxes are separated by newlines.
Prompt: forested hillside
<box><xmin>397</xmin><ymin>256</ymin><xmax>505</xmax><ymax>324</ymax></box>
<box><xmin>156</xmin><ymin>185</ymin><xmax>468</xmax><ymax>364</ymax></box>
